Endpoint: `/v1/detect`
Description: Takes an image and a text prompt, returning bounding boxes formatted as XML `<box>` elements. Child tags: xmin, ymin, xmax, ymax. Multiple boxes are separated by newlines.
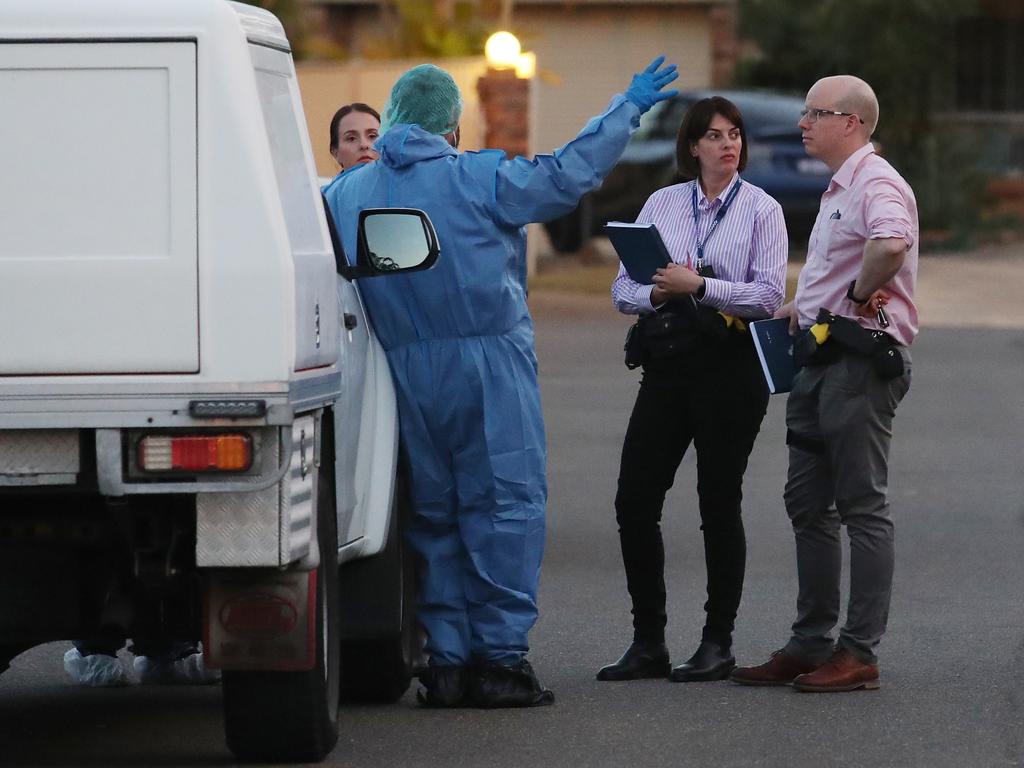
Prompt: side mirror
<box><xmin>356</xmin><ymin>208</ymin><xmax>439</xmax><ymax>278</ymax></box>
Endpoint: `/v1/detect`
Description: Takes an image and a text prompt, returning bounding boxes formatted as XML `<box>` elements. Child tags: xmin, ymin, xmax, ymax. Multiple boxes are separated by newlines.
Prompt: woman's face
<box><xmin>332</xmin><ymin>110</ymin><xmax>380</xmax><ymax>170</ymax></box>
<box><xmin>690</xmin><ymin>113</ymin><xmax>742</xmax><ymax>180</ymax></box>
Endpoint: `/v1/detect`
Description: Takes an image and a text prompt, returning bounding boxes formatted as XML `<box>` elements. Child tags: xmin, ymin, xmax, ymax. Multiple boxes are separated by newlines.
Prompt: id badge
<box><xmin>697</xmin><ymin>262</ymin><xmax>716</xmax><ymax>279</ymax></box>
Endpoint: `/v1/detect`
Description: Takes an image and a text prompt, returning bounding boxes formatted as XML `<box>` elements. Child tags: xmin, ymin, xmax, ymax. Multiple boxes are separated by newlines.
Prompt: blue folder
<box><xmin>750</xmin><ymin>318</ymin><xmax>796</xmax><ymax>394</ymax></box>
<box><xmin>604</xmin><ymin>222</ymin><xmax>672</xmax><ymax>285</ymax></box>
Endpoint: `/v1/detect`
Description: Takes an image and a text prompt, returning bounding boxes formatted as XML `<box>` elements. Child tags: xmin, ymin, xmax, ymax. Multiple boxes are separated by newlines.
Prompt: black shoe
<box><xmin>669</xmin><ymin>641</ymin><xmax>735</xmax><ymax>682</ymax></box>
<box><xmin>596</xmin><ymin>641</ymin><xmax>671</xmax><ymax>681</ymax></box>
<box><xmin>469</xmin><ymin>659</ymin><xmax>555</xmax><ymax>709</ymax></box>
<box><xmin>416</xmin><ymin>665</ymin><xmax>469</xmax><ymax>708</ymax></box>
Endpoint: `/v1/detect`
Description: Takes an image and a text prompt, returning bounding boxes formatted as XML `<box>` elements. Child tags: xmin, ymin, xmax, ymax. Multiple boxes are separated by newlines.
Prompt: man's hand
<box><xmin>625</xmin><ymin>56</ymin><xmax>679</xmax><ymax>114</ymax></box>
<box><xmin>774</xmin><ymin>301</ymin><xmax>800</xmax><ymax>334</ymax></box>
<box><xmin>652</xmin><ymin>263</ymin><xmax>703</xmax><ymax>297</ymax></box>
<box><xmin>852</xmin><ymin>289</ymin><xmax>890</xmax><ymax>320</ymax></box>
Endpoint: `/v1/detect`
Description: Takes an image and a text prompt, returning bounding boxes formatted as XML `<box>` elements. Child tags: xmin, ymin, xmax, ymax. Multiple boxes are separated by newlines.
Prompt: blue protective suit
<box><xmin>324</xmin><ymin>94</ymin><xmax>640</xmax><ymax>665</ymax></box>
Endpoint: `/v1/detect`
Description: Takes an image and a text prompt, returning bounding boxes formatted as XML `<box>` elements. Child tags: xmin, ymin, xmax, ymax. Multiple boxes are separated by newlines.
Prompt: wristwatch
<box><xmin>846</xmin><ymin>280</ymin><xmax>869</xmax><ymax>305</ymax></box>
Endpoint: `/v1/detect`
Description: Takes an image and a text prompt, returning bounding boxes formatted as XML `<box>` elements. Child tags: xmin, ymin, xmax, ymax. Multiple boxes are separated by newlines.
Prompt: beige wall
<box><xmin>297</xmin><ymin>56</ymin><xmax>488</xmax><ymax>178</ymax></box>
<box><xmin>516</xmin><ymin>5</ymin><xmax>713</xmax><ymax>152</ymax></box>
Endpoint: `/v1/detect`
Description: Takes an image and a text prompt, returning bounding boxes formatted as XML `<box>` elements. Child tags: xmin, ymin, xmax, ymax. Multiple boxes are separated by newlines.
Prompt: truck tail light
<box><xmin>138</xmin><ymin>434</ymin><xmax>253</xmax><ymax>473</ymax></box>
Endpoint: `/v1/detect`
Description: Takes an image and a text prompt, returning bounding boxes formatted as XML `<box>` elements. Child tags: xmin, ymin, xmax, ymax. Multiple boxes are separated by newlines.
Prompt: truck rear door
<box><xmin>0</xmin><ymin>41</ymin><xmax>198</xmax><ymax>374</ymax></box>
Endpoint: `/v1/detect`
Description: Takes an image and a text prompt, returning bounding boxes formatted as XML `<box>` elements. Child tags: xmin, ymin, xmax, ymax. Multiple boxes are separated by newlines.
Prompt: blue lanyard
<box><xmin>691</xmin><ymin>178</ymin><xmax>742</xmax><ymax>271</ymax></box>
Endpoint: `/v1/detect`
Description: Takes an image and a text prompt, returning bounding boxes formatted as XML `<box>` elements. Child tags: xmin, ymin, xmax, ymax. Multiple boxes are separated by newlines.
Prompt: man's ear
<box><xmin>445</xmin><ymin>126</ymin><xmax>461</xmax><ymax>149</ymax></box>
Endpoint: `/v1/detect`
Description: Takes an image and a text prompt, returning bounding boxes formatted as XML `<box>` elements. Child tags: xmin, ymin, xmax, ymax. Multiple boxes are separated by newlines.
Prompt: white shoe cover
<box><xmin>63</xmin><ymin>648</ymin><xmax>129</xmax><ymax>687</ymax></box>
<box><xmin>134</xmin><ymin>648</ymin><xmax>221</xmax><ymax>685</ymax></box>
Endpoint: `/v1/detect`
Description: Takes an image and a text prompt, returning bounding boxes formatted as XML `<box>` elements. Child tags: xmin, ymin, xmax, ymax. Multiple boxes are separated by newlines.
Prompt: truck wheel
<box><xmin>339</xmin><ymin>469</ymin><xmax>420</xmax><ymax>703</ymax></box>
<box><xmin>222</xmin><ymin>457</ymin><xmax>341</xmax><ymax>763</ymax></box>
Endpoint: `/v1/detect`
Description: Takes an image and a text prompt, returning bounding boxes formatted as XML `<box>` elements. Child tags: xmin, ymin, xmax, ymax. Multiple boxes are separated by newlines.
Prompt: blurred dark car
<box><xmin>543</xmin><ymin>89</ymin><xmax>832</xmax><ymax>252</ymax></box>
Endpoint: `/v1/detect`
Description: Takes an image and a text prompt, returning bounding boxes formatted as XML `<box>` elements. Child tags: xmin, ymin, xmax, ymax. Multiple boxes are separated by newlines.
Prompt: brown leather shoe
<box><xmin>792</xmin><ymin>648</ymin><xmax>880</xmax><ymax>692</ymax></box>
<box><xmin>730</xmin><ymin>649</ymin><xmax>819</xmax><ymax>686</ymax></box>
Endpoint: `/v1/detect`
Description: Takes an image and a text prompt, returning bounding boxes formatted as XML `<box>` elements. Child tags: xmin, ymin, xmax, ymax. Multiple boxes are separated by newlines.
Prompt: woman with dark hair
<box><xmin>328</xmin><ymin>102</ymin><xmax>381</xmax><ymax>172</ymax></box>
<box><xmin>597</xmin><ymin>96</ymin><xmax>788</xmax><ymax>684</ymax></box>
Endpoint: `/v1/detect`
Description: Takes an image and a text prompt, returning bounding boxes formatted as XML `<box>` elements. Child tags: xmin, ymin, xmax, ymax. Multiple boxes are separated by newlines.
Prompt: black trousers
<box><xmin>614</xmin><ymin>333</ymin><xmax>769</xmax><ymax>647</ymax></box>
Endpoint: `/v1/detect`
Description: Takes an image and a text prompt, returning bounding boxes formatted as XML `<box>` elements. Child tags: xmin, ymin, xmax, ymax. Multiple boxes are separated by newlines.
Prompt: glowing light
<box><xmin>515</xmin><ymin>51</ymin><xmax>536</xmax><ymax>79</ymax></box>
<box><xmin>485</xmin><ymin>31</ymin><xmax>522</xmax><ymax>70</ymax></box>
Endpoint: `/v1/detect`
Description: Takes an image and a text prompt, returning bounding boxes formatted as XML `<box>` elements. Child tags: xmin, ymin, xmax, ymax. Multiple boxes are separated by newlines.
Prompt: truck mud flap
<box><xmin>203</xmin><ymin>569</ymin><xmax>316</xmax><ymax>672</ymax></box>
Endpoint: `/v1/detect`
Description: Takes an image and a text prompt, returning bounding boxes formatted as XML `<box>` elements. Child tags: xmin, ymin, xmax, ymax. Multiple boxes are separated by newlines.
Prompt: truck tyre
<box><xmin>338</xmin><ymin>468</ymin><xmax>419</xmax><ymax>703</ymax></box>
<box><xmin>222</xmin><ymin>455</ymin><xmax>341</xmax><ymax>763</ymax></box>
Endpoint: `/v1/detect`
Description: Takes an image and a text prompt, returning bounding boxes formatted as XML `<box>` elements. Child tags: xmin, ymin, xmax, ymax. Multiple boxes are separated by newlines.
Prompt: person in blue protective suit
<box><xmin>324</xmin><ymin>57</ymin><xmax>679</xmax><ymax>708</ymax></box>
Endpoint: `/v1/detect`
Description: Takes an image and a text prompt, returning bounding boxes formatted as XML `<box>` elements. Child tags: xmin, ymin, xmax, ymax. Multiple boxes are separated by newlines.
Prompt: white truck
<box><xmin>0</xmin><ymin>1</ymin><xmax>436</xmax><ymax>762</ymax></box>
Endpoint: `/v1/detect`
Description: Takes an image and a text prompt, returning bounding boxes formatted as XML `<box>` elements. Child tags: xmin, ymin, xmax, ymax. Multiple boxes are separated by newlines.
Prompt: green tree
<box><xmin>737</xmin><ymin>0</ymin><xmax>986</xmax><ymax>235</ymax></box>
<box><xmin>366</xmin><ymin>1</ymin><xmax>502</xmax><ymax>59</ymax></box>
<box><xmin>234</xmin><ymin>0</ymin><xmax>312</xmax><ymax>58</ymax></box>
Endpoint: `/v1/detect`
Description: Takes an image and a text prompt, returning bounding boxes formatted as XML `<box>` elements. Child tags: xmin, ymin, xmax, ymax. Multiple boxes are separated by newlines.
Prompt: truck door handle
<box><xmin>343</xmin><ymin>313</ymin><xmax>358</xmax><ymax>330</ymax></box>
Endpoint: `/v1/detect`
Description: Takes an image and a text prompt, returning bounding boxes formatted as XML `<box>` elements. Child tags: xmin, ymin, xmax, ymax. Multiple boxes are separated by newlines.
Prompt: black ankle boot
<box><xmin>669</xmin><ymin>641</ymin><xmax>735</xmax><ymax>682</ymax></box>
<box><xmin>469</xmin><ymin>659</ymin><xmax>555</xmax><ymax>709</ymax></box>
<box><xmin>416</xmin><ymin>665</ymin><xmax>469</xmax><ymax>707</ymax></box>
<box><xmin>596</xmin><ymin>640</ymin><xmax>671</xmax><ymax>681</ymax></box>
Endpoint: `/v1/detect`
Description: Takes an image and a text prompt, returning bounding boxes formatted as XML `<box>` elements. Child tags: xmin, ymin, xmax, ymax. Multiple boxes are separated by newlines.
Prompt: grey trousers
<box><xmin>782</xmin><ymin>348</ymin><xmax>911</xmax><ymax>665</ymax></box>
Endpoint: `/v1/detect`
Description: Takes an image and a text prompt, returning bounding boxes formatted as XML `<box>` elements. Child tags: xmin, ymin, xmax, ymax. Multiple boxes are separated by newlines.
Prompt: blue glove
<box><xmin>625</xmin><ymin>55</ymin><xmax>680</xmax><ymax>114</ymax></box>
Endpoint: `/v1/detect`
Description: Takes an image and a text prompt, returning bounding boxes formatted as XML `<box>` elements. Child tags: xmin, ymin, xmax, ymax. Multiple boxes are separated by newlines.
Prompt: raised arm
<box><xmin>492</xmin><ymin>57</ymin><xmax>679</xmax><ymax>228</ymax></box>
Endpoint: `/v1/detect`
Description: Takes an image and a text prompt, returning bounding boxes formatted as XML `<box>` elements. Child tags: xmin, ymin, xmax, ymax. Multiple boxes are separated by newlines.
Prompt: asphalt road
<box><xmin>2</xmin><ymin>292</ymin><xmax>1023</xmax><ymax>768</ymax></box>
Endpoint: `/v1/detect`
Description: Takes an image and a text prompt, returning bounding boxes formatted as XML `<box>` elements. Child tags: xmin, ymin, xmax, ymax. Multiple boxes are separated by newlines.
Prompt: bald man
<box><xmin>732</xmin><ymin>75</ymin><xmax>918</xmax><ymax>692</ymax></box>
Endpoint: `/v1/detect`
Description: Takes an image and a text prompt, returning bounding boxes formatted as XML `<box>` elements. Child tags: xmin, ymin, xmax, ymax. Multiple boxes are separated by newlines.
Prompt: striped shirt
<box><xmin>611</xmin><ymin>173</ymin><xmax>788</xmax><ymax>318</ymax></box>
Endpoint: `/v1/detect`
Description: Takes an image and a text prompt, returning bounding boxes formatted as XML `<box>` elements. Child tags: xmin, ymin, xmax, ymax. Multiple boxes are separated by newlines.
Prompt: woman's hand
<box><xmin>652</xmin><ymin>263</ymin><xmax>704</xmax><ymax>297</ymax></box>
<box><xmin>774</xmin><ymin>301</ymin><xmax>800</xmax><ymax>334</ymax></box>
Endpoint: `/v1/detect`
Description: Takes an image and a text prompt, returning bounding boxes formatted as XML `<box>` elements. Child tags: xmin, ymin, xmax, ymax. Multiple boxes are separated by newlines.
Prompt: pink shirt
<box><xmin>611</xmin><ymin>174</ymin><xmax>788</xmax><ymax>318</ymax></box>
<box><xmin>794</xmin><ymin>143</ymin><xmax>919</xmax><ymax>346</ymax></box>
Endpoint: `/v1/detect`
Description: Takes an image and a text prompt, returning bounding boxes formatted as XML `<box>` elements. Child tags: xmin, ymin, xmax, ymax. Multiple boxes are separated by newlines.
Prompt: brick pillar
<box><xmin>475</xmin><ymin>68</ymin><xmax>529</xmax><ymax>159</ymax></box>
<box><xmin>709</xmin><ymin>4</ymin><xmax>739</xmax><ymax>89</ymax></box>
<box><xmin>476</xmin><ymin>67</ymin><xmax>544</xmax><ymax>276</ymax></box>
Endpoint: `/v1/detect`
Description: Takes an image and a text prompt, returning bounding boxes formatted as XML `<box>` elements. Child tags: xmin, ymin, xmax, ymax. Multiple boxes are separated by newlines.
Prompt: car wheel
<box><xmin>544</xmin><ymin>207</ymin><xmax>585</xmax><ymax>254</ymax></box>
<box><xmin>221</xmin><ymin>451</ymin><xmax>341</xmax><ymax>763</ymax></box>
<box><xmin>785</xmin><ymin>212</ymin><xmax>816</xmax><ymax>245</ymax></box>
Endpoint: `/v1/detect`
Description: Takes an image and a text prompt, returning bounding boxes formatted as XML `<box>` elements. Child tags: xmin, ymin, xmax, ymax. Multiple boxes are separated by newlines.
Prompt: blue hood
<box><xmin>376</xmin><ymin>124</ymin><xmax>457</xmax><ymax>169</ymax></box>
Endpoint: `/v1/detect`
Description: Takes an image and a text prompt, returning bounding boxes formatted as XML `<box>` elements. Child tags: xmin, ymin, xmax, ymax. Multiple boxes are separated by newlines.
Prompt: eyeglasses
<box><xmin>800</xmin><ymin>107</ymin><xmax>865</xmax><ymax>125</ymax></box>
